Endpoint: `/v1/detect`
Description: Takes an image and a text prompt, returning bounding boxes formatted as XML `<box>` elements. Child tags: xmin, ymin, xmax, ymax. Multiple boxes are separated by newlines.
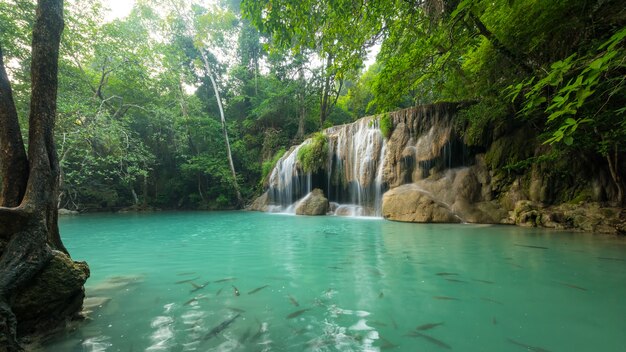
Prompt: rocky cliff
<box><xmin>251</xmin><ymin>103</ymin><xmax>625</xmax><ymax>235</ymax></box>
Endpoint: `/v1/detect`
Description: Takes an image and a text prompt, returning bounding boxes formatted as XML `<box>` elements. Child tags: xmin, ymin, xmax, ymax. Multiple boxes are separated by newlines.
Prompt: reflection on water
<box><xmin>43</xmin><ymin>211</ymin><xmax>626</xmax><ymax>351</ymax></box>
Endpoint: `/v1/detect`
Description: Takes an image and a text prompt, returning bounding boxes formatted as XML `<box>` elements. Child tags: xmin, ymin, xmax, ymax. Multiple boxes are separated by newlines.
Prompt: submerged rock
<box><xmin>334</xmin><ymin>204</ymin><xmax>376</xmax><ymax>217</ymax></box>
<box><xmin>82</xmin><ymin>296</ymin><xmax>112</xmax><ymax>315</ymax></box>
<box><xmin>58</xmin><ymin>208</ymin><xmax>79</xmax><ymax>216</ymax></box>
<box><xmin>89</xmin><ymin>274</ymin><xmax>144</xmax><ymax>295</ymax></box>
<box><xmin>295</xmin><ymin>189</ymin><xmax>329</xmax><ymax>216</ymax></box>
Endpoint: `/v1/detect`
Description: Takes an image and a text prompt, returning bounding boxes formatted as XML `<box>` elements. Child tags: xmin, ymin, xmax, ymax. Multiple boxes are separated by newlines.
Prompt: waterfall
<box><xmin>267</xmin><ymin>117</ymin><xmax>387</xmax><ymax>216</ymax></box>
<box><xmin>267</xmin><ymin>142</ymin><xmax>312</xmax><ymax>213</ymax></box>
<box><xmin>264</xmin><ymin>103</ymin><xmax>466</xmax><ymax>218</ymax></box>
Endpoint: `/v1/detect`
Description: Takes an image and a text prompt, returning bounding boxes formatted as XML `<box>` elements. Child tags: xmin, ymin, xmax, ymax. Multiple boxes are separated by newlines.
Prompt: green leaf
<box><xmin>564</xmin><ymin>136</ymin><xmax>573</xmax><ymax>146</ymax></box>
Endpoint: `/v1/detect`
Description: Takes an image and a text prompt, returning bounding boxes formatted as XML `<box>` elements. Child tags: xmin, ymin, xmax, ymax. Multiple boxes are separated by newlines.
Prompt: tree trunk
<box><xmin>0</xmin><ymin>1</ymin><xmax>89</xmax><ymax>350</ymax></box>
<box><xmin>319</xmin><ymin>53</ymin><xmax>333</xmax><ymax>129</ymax></box>
<box><xmin>199</xmin><ymin>52</ymin><xmax>243</xmax><ymax>208</ymax></box>
<box><xmin>0</xmin><ymin>47</ymin><xmax>29</xmax><ymax>208</ymax></box>
<box><xmin>606</xmin><ymin>144</ymin><xmax>624</xmax><ymax>205</ymax></box>
<box><xmin>295</xmin><ymin>66</ymin><xmax>306</xmax><ymax>141</ymax></box>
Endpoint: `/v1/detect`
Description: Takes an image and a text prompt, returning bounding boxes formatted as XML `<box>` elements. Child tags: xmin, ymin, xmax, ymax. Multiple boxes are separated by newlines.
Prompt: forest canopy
<box><xmin>1</xmin><ymin>0</ymin><xmax>624</xmax><ymax>210</ymax></box>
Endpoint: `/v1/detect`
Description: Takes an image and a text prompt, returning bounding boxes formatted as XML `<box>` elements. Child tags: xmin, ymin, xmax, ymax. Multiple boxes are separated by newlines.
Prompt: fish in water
<box><xmin>190</xmin><ymin>281</ymin><xmax>210</xmax><ymax>293</ymax></box>
<box><xmin>514</xmin><ymin>244</ymin><xmax>549</xmax><ymax>250</ymax></box>
<box><xmin>175</xmin><ymin>277</ymin><xmax>200</xmax><ymax>284</ymax></box>
<box><xmin>232</xmin><ymin>285</ymin><xmax>240</xmax><ymax>296</ymax></box>
<box><xmin>378</xmin><ymin>337</ymin><xmax>398</xmax><ymax>350</ymax></box>
<box><xmin>415</xmin><ymin>322</ymin><xmax>444</xmax><ymax>331</ymax></box>
<box><xmin>286</xmin><ymin>308</ymin><xmax>310</xmax><ymax>319</ymax></box>
<box><xmin>408</xmin><ymin>331</ymin><xmax>452</xmax><ymax>350</ymax></box>
<box><xmin>390</xmin><ymin>316</ymin><xmax>398</xmax><ymax>330</ymax></box>
<box><xmin>328</xmin><ymin>266</ymin><xmax>341</xmax><ymax>270</ymax></box>
<box><xmin>492</xmin><ymin>317</ymin><xmax>497</xmax><ymax>325</ymax></box>
<box><xmin>368</xmin><ymin>320</ymin><xmax>388</xmax><ymax>328</ymax></box>
<box><xmin>433</xmin><ymin>296</ymin><xmax>459</xmax><ymax>301</ymax></box>
<box><xmin>248</xmin><ymin>285</ymin><xmax>269</xmax><ymax>295</ymax></box>
<box><xmin>473</xmin><ymin>279</ymin><xmax>494</xmax><ymax>284</ymax></box>
<box><xmin>183</xmin><ymin>297</ymin><xmax>197</xmax><ymax>306</ymax></box>
<box><xmin>177</xmin><ymin>272</ymin><xmax>196</xmax><ymax>276</ymax></box>
<box><xmin>227</xmin><ymin>307</ymin><xmax>245</xmax><ymax>313</ymax></box>
<box><xmin>214</xmin><ymin>277</ymin><xmax>236</xmax><ymax>283</ymax></box>
<box><xmin>379</xmin><ymin>291</ymin><xmax>384</xmax><ymax>299</ymax></box>
<box><xmin>445</xmin><ymin>279</ymin><xmax>466</xmax><ymax>283</ymax></box>
<box><xmin>239</xmin><ymin>327</ymin><xmax>252</xmax><ymax>343</ymax></box>
<box><xmin>436</xmin><ymin>272</ymin><xmax>458</xmax><ymax>276</ymax></box>
<box><xmin>481</xmin><ymin>297</ymin><xmax>503</xmax><ymax>305</ymax></box>
<box><xmin>558</xmin><ymin>282</ymin><xmax>587</xmax><ymax>291</ymax></box>
<box><xmin>597</xmin><ymin>256</ymin><xmax>625</xmax><ymax>262</ymax></box>
<box><xmin>202</xmin><ymin>314</ymin><xmax>241</xmax><ymax>340</ymax></box>
<box><xmin>507</xmin><ymin>338</ymin><xmax>551</xmax><ymax>352</ymax></box>
<box><xmin>288</xmin><ymin>295</ymin><xmax>300</xmax><ymax>307</ymax></box>
<box><xmin>250</xmin><ymin>323</ymin><xmax>265</xmax><ymax>341</ymax></box>
<box><xmin>369</xmin><ymin>268</ymin><xmax>383</xmax><ymax>276</ymax></box>
<box><xmin>216</xmin><ymin>288</ymin><xmax>223</xmax><ymax>296</ymax></box>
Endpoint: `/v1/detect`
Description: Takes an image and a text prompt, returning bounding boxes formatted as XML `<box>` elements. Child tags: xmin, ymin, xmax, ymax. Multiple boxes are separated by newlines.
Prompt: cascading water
<box><xmin>267</xmin><ymin>142</ymin><xmax>312</xmax><ymax>213</ymax></box>
<box><xmin>264</xmin><ymin>103</ymin><xmax>468</xmax><ymax>218</ymax></box>
<box><xmin>267</xmin><ymin>117</ymin><xmax>387</xmax><ymax>216</ymax></box>
<box><xmin>329</xmin><ymin>117</ymin><xmax>386</xmax><ymax>216</ymax></box>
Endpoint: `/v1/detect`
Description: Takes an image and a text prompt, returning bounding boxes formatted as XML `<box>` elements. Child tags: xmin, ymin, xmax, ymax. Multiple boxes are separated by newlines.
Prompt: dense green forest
<box><xmin>1</xmin><ymin>0</ymin><xmax>624</xmax><ymax>211</ymax></box>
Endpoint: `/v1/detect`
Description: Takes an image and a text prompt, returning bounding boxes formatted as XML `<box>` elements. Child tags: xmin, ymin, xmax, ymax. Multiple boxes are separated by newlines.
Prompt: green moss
<box><xmin>379</xmin><ymin>113</ymin><xmax>393</xmax><ymax>139</ymax></box>
<box><xmin>485</xmin><ymin>128</ymin><xmax>534</xmax><ymax>175</ymax></box>
<box><xmin>260</xmin><ymin>147</ymin><xmax>286</xmax><ymax>185</ymax></box>
<box><xmin>297</xmin><ymin>132</ymin><xmax>329</xmax><ymax>173</ymax></box>
<box><xmin>569</xmin><ymin>188</ymin><xmax>593</xmax><ymax>204</ymax></box>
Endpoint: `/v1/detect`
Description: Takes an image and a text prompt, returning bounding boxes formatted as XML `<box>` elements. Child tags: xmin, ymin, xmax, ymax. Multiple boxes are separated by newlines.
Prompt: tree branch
<box><xmin>468</xmin><ymin>12</ymin><xmax>533</xmax><ymax>74</ymax></box>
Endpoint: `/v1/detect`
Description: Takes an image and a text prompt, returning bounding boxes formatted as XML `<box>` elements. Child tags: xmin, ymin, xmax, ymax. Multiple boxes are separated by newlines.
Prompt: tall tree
<box><xmin>0</xmin><ymin>0</ymin><xmax>88</xmax><ymax>350</ymax></box>
<box><xmin>242</xmin><ymin>0</ymin><xmax>381</xmax><ymax>128</ymax></box>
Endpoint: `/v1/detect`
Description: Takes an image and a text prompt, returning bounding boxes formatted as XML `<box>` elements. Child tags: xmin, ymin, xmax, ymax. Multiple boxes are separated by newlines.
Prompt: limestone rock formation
<box><xmin>382</xmin><ymin>184</ymin><xmax>460</xmax><ymax>223</ymax></box>
<box><xmin>295</xmin><ymin>189</ymin><xmax>329</xmax><ymax>215</ymax></box>
<box><xmin>510</xmin><ymin>201</ymin><xmax>626</xmax><ymax>234</ymax></box>
<box><xmin>258</xmin><ymin>102</ymin><xmax>624</xmax><ymax>234</ymax></box>
<box><xmin>248</xmin><ymin>191</ymin><xmax>270</xmax><ymax>212</ymax></box>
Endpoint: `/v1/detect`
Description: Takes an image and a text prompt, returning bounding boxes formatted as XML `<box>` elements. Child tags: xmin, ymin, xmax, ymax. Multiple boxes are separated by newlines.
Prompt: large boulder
<box><xmin>248</xmin><ymin>191</ymin><xmax>270</xmax><ymax>212</ymax></box>
<box><xmin>295</xmin><ymin>189</ymin><xmax>329</xmax><ymax>216</ymax></box>
<box><xmin>382</xmin><ymin>184</ymin><xmax>460</xmax><ymax>223</ymax></box>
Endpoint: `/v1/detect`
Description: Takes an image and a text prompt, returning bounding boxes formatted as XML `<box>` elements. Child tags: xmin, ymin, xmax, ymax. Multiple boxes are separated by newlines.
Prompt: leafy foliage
<box><xmin>379</xmin><ymin>113</ymin><xmax>393</xmax><ymax>139</ymax></box>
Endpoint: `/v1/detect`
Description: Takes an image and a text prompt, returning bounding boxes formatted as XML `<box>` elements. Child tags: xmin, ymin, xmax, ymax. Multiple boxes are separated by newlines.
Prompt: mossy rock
<box><xmin>297</xmin><ymin>133</ymin><xmax>329</xmax><ymax>173</ymax></box>
<box><xmin>13</xmin><ymin>251</ymin><xmax>90</xmax><ymax>337</ymax></box>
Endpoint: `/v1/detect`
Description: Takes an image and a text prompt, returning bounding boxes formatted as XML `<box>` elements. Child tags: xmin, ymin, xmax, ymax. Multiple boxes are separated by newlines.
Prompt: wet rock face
<box><xmin>249</xmin><ymin>191</ymin><xmax>270</xmax><ymax>212</ymax></box>
<box><xmin>510</xmin><ymin>201</ymin><xmax>626</xmax><ymax>235</ymax></box>
<box><xmin>12</xmin><ymin>251</ymin><xmax>90</xmax><ymax>338</ymax></box>
<box><xmin>295</xmin><ymin>189</ymin><xmax>329</xmax><ymax>216</ymax></box>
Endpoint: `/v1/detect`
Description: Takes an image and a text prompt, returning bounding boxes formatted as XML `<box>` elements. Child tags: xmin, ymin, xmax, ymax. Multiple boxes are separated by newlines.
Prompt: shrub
<box><xmin>297</xmin><ymin>132</ymin><xmax>329</xmax><ymax>173</ymax></box>
<box><xmin>380</xmin><ymin>113</ymin><xmax>393</xmax><ymax>139</ymax></box>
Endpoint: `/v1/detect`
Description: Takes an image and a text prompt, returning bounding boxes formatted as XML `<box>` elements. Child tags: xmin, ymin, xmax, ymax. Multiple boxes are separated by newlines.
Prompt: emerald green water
<box><xmin>45</xmin><ymin>211</ymin><xmax>626</xmax><ymax>351</ymax></box>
